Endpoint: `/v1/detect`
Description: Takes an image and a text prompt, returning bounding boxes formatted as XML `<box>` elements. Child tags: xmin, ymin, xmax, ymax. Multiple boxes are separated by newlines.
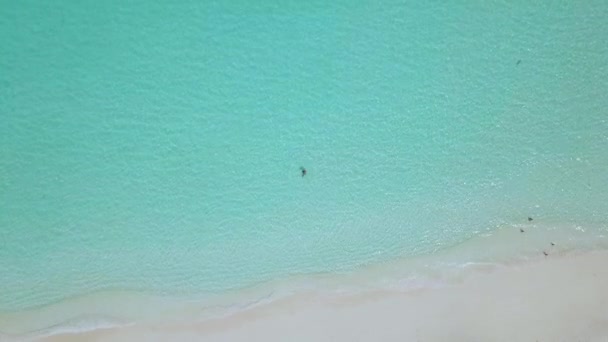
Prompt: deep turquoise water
<box><xmin>1</xmin><ymin>0</ymin><xmax>607</xmax><ymax>322</ymax></box>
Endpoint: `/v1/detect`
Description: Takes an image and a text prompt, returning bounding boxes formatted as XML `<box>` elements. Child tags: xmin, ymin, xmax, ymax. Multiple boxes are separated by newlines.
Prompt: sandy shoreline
<box><xmin>35</xmin><ymin>249</ymin><xmax>608</xmax><ymax>342</ymax></box>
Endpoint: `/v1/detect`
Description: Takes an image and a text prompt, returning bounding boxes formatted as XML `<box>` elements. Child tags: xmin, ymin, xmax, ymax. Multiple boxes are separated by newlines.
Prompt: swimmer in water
<box><xmin>300</xmin><ymin>167</ymin><xmax>307</xmax><ymax>177</ymax></box>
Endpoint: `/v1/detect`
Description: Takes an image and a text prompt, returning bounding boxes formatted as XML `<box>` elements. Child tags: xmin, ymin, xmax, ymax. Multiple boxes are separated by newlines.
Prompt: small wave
<box><xmin>1</xmin><ymin>316</ymin><xmax>131</xmax><ymax>342</ymax></box>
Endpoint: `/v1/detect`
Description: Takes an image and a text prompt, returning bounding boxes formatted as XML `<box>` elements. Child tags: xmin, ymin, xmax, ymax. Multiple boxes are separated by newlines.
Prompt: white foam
<box><xmin>0</xmin><ymin>316</ymin><xmax>129</xmax><ymax>342</ymax></box>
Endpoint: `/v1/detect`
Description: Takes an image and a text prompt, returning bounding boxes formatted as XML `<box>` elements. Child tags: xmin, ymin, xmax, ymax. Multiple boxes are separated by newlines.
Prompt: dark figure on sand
<box><xmin>528</xmin><ymin>217</ymin><xmax>533</xmax><ymax>222</ymax></box>
<box><xmin>300</xmin><ymin>167</ymin><xmax>307</xmax><ymax>177</ymax></box>
<box><xmin>520</xmin><ymin>228</ymin><xmax>525</xmax><ymax>233</ymax></box>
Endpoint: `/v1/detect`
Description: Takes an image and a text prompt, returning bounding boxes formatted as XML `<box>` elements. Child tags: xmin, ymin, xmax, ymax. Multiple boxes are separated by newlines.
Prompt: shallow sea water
<box><xmin>1</xmin><ymin>1</ymin><xmax>607</xmax><ymax>335</ymax></box>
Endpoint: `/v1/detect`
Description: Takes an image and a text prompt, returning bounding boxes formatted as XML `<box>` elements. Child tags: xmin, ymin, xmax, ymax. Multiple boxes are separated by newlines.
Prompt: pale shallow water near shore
<box><xmin>24</xmin><ymin>249</ymin><xmax>608</xmax><ymax>342</ymax></box>
<box><xmin>1</xmin><ymin>221</ymin><xmax>607</xmax><ymax>340</ymax></box>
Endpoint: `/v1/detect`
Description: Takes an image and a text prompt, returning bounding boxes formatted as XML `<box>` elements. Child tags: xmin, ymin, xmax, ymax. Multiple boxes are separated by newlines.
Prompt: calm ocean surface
<box><xmin>1</xmin><ymin>0</ymin><xmax>607</xmax><ymax>323</ymax></box>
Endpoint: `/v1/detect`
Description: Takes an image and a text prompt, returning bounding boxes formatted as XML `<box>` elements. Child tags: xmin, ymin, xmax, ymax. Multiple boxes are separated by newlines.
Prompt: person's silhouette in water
<box><xmin>300</xmin><ymin>167</ymin><xmax>307</xmax><ymax>177</ymax></box>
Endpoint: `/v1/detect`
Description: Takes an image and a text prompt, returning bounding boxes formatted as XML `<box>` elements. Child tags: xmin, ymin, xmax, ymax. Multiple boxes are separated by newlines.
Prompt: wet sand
<box><xmin>39</xmin><ymin>250</ymin><xmax>608</xmax><ymax>342</ymax></box>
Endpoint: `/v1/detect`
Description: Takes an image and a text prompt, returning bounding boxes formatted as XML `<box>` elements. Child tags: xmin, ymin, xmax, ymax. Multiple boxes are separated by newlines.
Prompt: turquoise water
<box><xmin>1</xmin><ymin>0</ymin><xmax>607</xmax><ymax>323</ymax></box>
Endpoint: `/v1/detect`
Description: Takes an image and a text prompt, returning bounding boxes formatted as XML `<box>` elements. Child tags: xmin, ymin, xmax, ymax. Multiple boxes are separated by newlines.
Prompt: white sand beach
<box><xmin>38</xmin><ymin>249</ymin><xmax>608</xmax><ymax>342</ymax></box>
